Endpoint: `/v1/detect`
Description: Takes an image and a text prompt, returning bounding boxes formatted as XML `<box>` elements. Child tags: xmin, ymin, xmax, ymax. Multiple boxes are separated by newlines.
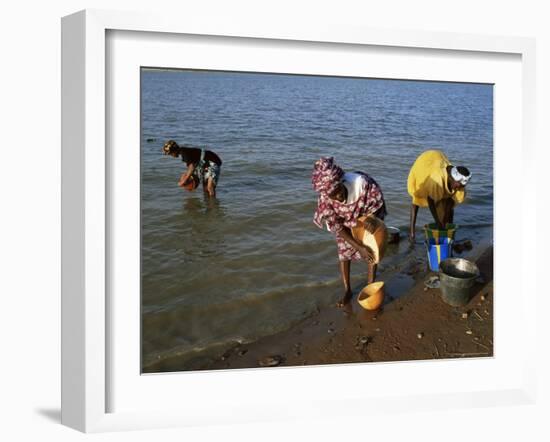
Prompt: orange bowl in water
<box><xmin>181</xmin><ymin>176</ymin><xmax>199</xmax><ymax>191</ymax></box>
<box><xmin>357</xmin><ymin>281</ymin><xmax>385</xmax><ymax>310</ymax></box>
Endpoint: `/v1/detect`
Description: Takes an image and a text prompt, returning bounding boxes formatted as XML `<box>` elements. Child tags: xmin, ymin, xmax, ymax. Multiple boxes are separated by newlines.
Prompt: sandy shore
<box><xmin>203</xmin><ymin>245</ymin><xmax>493</xmax><ymax>370</ymax></box>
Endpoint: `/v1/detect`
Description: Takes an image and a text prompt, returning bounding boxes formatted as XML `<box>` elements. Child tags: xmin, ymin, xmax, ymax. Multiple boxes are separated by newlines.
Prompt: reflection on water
<box><xmin>179</xmin><ymin>195</ymin><xmax>226</xmax><ymax>259</ymax></box>
<box><xmin>182</xmin><ymin>192</ymin><xmax>225</xmax><ymax>216</ymax></box>
<box><xmin>141</xmin><ymin>69</ymin><xmax>493</xmax><ymax>371</ymax></box>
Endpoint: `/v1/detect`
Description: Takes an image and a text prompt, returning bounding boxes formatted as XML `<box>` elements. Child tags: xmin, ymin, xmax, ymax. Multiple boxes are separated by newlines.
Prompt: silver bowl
<box><xmin>386</xmin><ymin>226</ymin><xmax>400</xmax><ymax>244</ymax></box>
<box><xmin>439</xmin><ymin>258</ymin><xmax>480</xmax><ymax>306</ymax></box>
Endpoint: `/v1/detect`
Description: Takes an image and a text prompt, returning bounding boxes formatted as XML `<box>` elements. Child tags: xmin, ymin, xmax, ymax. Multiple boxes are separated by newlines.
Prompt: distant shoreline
<box><xmin>140</xmin><ymin>67</ymin><xmax>495</xmax><ymax>85</ymax></box>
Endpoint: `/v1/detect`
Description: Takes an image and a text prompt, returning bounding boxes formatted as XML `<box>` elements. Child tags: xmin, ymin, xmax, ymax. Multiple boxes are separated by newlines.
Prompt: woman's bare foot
<box><xmin>337</xmin><ymin>290</ymin><xmax>353</xmax><ymax>308</ymax></box>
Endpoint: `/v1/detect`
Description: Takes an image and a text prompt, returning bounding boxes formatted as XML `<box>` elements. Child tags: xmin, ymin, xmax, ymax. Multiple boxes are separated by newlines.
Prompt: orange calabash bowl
<box><xmin>357</xmin><ymin>281</ymin><xmax>385</xmax><ymax>310</ymax></box>
<box><xmin>182</xmin><ymin>176</ymin><xmax>199</xmax><ymax>191</ymax></box>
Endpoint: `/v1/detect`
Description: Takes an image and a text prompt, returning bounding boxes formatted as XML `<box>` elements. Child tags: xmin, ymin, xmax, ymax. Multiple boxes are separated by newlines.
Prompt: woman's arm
<box><xmin>409</xmin><ymin>204</ymin><xmax>419</xmax><ymax>242</ymax></box>
<box><xmin>178</xmin><ymin>163</ymin><xmax>196</xmax><ymax>186</ymax></box>
<box><xmin>338</xmin><ymin>227</ymin><xmax>375</xmax><ymax>263</ymax></box>
<box><xmin>428</xmin><ymin>197</ymin><xmax>444</xmax><ymax>229</ymax></box>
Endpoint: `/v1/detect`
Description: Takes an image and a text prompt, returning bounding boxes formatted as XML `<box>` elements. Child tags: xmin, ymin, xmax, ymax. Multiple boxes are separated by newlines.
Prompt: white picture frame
<box><xmin>61</xmin><ymin>9</ymin><xmax>537</xmax><ymax>433</ymax></box>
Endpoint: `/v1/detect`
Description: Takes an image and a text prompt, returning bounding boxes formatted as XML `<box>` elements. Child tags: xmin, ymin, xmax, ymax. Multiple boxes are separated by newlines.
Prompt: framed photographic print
<box><xmin>61</xmin><ymin>9</ymin><xmax>537</xmax><ymax>433</ymax></box>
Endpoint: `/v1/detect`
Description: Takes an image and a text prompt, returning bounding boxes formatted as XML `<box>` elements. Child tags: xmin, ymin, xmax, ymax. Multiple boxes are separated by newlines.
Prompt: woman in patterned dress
<box><xmin>312</xmin><ymin>157</ymin><xmax>387</xmax><ymax>307</ymax></box>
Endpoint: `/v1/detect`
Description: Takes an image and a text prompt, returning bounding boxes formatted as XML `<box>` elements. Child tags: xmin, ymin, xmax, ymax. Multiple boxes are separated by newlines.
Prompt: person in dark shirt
<box><xmin>162</xmin><ymin>140</ymin><xmax>223</xmax><ymax>197</ymax></box>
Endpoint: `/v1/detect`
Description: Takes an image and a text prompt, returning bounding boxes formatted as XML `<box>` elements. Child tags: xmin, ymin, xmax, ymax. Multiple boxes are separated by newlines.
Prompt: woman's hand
<box><xmin>178</xmin><ymin>174</ymin><xmax>189</xmax><ymax>187</ymax></box>
<box><xmin>338</xmin><ymin>226</ymin><xmax>375</xmax><ymax>263</ymax></box>
<box><xmin>358</xmin><ymin>245</ymin><xmax>375</xmax><ymax>263</ymax></box>
<box><xmin>180</xmin><ymin>164</ymin><xmax>196</xmax><ymax>187</ymax></box>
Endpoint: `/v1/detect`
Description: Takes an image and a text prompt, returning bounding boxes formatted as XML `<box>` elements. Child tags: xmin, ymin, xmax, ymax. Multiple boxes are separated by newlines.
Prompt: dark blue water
<box><xmin>140</xmin><ymin>69</ymin><xmax>493</xmax><ymax>370</ymax></box>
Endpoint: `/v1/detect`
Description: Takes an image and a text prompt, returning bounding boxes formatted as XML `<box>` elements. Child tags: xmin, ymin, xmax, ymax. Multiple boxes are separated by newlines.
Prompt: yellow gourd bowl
<box><xmin>351</xmin><ymin>215</ymin><xmax>388</xmax><ymax>264</ymax></box>
<box><xmin>357</xmin><ymin>281</ymin><xmax>385</xmax><ymax>310</ymax></box>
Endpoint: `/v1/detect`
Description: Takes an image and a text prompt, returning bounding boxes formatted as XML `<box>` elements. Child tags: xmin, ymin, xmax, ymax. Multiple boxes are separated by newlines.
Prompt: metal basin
<box><xmin>439</xmin><ymin>258</ymin><xmax>480</xmax><ymax>306</ymax></box>
<box><xmin>386</xmin><ymin>226</ymin><xmax>400</xmax><ymax>244</ymax></box>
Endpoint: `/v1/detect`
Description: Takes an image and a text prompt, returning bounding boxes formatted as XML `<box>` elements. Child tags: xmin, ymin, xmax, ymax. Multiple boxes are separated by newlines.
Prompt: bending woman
<box><xmin>162</xmin><ymin>139</ymin><xmax>222</xmax><ymax>197</ymax></box>
<box><xmin>312</xmin><ymin>157</ymin><xmax>387</xmax><ymax>307</ymax></box>
<box><xmin>407</xmin><ymin>150</ymin><xmax>471</xmax><ymax>241</ymax></box>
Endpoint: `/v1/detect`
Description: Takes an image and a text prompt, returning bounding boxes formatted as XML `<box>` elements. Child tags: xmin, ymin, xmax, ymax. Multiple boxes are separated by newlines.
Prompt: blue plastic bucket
<box><xmin>425</xmin><ymin>237</ymin><xmax>453</xmax><ymax>272</ymax></box>
<box><xmin>423</xmin><ymin>223</ymin><xmax>458</xmax><ymax>243</ymax></box>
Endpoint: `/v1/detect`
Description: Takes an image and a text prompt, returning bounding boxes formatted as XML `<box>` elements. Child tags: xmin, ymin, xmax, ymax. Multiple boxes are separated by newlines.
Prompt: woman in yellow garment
<box><xmin>407</xmin><ymin>150</ymin><xmax>471</xmax><ymax>242</ymax></box>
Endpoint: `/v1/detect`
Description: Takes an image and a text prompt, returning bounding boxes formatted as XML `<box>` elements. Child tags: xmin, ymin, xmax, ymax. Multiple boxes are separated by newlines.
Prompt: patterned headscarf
<box><xmin>311</xmin><ymin>157</ymin><xmax>344</xmax><ymax>195</ymax></box>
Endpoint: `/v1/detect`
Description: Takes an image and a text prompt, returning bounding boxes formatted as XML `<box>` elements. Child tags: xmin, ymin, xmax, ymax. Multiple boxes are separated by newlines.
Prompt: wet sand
<box><xmin>204</xmin><ymin>245</ymin><xmax>494</xmax><ymax>370</ymax></box>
